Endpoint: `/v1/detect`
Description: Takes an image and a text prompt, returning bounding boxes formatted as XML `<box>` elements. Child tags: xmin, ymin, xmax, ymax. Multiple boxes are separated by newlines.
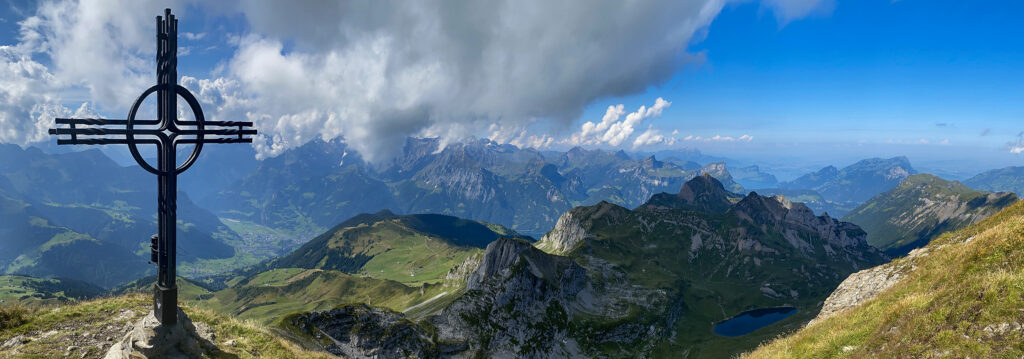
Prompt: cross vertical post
<box><xmin>47</xmin><ymin>8</ymin><xmax>257</xmax><ymax>326</ymax></box>
<box><xmin>155</xmin><ymin>8</ymin><xmax>178</xmax><ymax>325</ymax></box>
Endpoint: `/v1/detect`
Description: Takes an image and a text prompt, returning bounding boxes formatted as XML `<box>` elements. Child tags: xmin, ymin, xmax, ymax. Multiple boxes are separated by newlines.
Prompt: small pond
<box><xmin>712</xmin><ymin>307</ymin><xmax>798</xmax><ymax>337</ymax></box>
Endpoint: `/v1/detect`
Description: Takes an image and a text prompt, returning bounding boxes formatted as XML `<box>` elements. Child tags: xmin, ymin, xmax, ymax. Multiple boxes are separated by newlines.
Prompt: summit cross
<box><xmin>47</xmin><ymin>8</ymin><xmax>256</xmax><ymax>325</ymax></box>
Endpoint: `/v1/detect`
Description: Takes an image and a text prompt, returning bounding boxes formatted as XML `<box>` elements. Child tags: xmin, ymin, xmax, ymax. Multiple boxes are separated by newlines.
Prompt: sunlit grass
<box><xmin>744</xmin><ymin>201</ymin><xmax>1024</xmax><ymax>358</ymax></box>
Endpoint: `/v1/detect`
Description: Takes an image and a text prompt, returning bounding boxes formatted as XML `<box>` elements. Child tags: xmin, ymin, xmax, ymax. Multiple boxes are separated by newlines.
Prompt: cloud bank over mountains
<box><xmin>0</xmin><ymin>0</ymin><xmax>833</xmax><ymax>161</ymax></box>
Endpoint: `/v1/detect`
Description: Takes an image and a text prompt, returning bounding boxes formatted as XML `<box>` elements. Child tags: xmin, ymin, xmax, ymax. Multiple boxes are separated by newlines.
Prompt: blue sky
<box><xmin>1</xmin><ymin>0</ymin><xmax>1022</xmax><ymax>178</ymax></box>
<box><xmin>578</xmin><ymin>0</ymin><xmax>1024</xmax><ymax>174</ymax></box>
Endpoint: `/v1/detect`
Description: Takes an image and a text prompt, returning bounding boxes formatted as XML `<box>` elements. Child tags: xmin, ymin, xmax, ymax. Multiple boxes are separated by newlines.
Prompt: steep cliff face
<box><xmin>534</xmin><ymin>210</ymin><xmax>590</xmax><ymax>255</ymax></box>
<box><xmin>431</xmin><ymin>238</ymin><xmax>589</xmax><ymax>358</ymax></box>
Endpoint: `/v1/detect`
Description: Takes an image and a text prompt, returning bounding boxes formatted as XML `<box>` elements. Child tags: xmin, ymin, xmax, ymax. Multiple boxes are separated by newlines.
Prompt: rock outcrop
<box><xmin>104</xmin><ymin>308</ymin><xmax>219</xmax><ymax>359</ymax></box>
<box><xmin>291</xmin><ymin>304</ymin><xmax>465</xmax><ymax>359</ymax></box>
<box><xmin>534</xmin><ymin>210</ymin><xmax>590</xmax><ymax>255</ymax></box>
<box><xmin>808</xmin><ymin>245</ymin><xmax>933</xmax><ymax>326</ymax></box>
<box><xmin>431</xmin><ymin>238</ymin><xmax>588</xmax><ymax>358</ymax></box>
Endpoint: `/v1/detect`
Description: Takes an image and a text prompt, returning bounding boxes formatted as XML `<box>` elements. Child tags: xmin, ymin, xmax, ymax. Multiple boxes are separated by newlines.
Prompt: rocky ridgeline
<box><xmin>291</xmin><ymin>304</ymin><xmax>466</xmax><ymax>359</ymax></box>
<box><xmin>733</xmin><ymin>193</ymin><xmax>869</xmax><ymax>251</ymax></box>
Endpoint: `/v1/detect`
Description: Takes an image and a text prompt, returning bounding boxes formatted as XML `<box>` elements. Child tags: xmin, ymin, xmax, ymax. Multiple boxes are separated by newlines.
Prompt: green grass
<box><xmin>196</xmin><ymin>268</ymin><xmax>458</xmax><ymax>324</ymax></box>
<box><xmin>0</xmin><ymin>275</ymin><xmax>103</xmax><ymax>307</ymax></box>
<box><xmin>0</xmin><ymin>293</ymin><xmax>334</xmax><ymax>358</ymax></box>
<box><xmin>277</xmin><ymin>219</ymin><xmax>485</xmax><ymax>286</ymax></box>
<box><xmin>355</xmin><ymin>225</ymin><xmax>480</xmax><ymax>286</ymax></box>
<box><xmin>744</xmin><ymin>200</ymin><xmax>1024</xmax><ymax>358</ymax></box>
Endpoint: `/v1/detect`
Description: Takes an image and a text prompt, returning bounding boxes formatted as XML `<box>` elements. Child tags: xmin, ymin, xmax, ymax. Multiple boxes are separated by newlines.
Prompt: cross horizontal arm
<box><xmin>49</xmin><ymin>128</ymin><xmax>163</xmax><ymax>136</ymax></box>
<box><xmin>175</xmin><ymin>129</ymin><xmax>257</xmax><ymax>136</ymax></box>
<box><xmin>177</xmin><ymin>120</ymin><xmax>253</xmax><ymax>127</ymax></box>
<box><xmin>56</xmin><ymin>117</ymin><xmax>160</xmax><ymax>126</ymax></box>
<box><xmin>57</xmin><ymin>138</ymin><xmax>162</xmax><ymax>146</ymax></box>
<box><xmin>176</xmin><ymin>138</ymin><xmax>253</xmax><ymax>144</ymax></box>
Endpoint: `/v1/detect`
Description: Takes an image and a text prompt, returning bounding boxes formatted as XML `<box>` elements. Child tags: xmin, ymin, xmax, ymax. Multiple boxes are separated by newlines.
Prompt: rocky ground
<box><xmin>0</xmin><ymin>294</ymin><xmax>332</xmax><ymax>358</ymax></box>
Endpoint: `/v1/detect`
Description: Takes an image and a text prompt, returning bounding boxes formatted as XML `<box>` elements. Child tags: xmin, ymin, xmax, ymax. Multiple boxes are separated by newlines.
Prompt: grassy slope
<box><xmin>744</xmin><ymin>200</ymin><xmax>1024</xmax><ymax>358</ymax></box>
<box><xmin>0</xmin><ymin>293</ymin><xmax>333</xmax><ymax>358</ymax></box>
<box><xmin>111</xmin><ymin>275</ymin><xmax>214</xmax><ymax>302</ymax></box>
<box><xmin>197</xmin><ymin>268</ymin><xmax>459</xmax><ymax>324</ymax></box>
<box><xmin>0</xmin><ymin>275</ymin><xmax>104</xmax><ymax>306</ymax></box>
<box><xmin>274</xmin><ymin>217</ymin><xmax>489</xmax><ymax>286</ymax></box>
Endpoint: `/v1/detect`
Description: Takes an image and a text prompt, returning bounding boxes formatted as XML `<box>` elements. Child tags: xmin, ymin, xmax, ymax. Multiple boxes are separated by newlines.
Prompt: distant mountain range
<box><xmin>757</xmin><ymin>156</ymin><xmax>918</xmax><ymax>217</ymax></box>
<box><xmin>964</xmin><ymin>166</ymin><xmax>1024</xmax><ymax>197</ymax></box>
<box><xmin>842</xmin><ymin>174</ymin><xmax>1018</xmax><ymax>256</ymax></box>
<box><xmin>210</xmin><ymin>138</ymin><xmax>745</xmax><ymax>238</ymax></box>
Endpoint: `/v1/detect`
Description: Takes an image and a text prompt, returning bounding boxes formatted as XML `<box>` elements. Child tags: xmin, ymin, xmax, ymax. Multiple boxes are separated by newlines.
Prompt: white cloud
<box><xmin>0</xmin><ymin>0</ymin><xmax>828</xmax><ymax>160</ymax></box>
<box><xmin>739</xmin><ymin>134</ymin><xmax>754</xmax><ymax>141</ymax></box>
<box><xmin>568</xmin><ymin>97</ymin><xmax>672</xmax><ymax>147</ymax></box>
<box><xmin>18</xmin><ymin>0</ymin><xmax>177</xmax><ymax>109</ymax></box>
<box><xmin>632</xmin><ymin>126</ymin><xmax>669</xmax><ymax>149</ymax></box>
<box><xmin>0</xmin><ymin>45</ymin><xmax>60</xmax><ymax>145</ymax></box>
<box><xmin>195</xmin><ymin>1</ymin><xmax>714</xmax><ymax>160</ymax></box>
<box><xmin>1012</xmin><ymin>146</ymin><xmax>1024</xmax><ymax>154</ymax></box>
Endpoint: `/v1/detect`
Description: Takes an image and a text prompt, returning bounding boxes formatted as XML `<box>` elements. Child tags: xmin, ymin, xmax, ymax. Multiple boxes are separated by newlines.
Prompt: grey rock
<box><xmin>104</xmin><ymin>308</ymin><xmax>219</xmax><ymax>359</ymax></box>
<box><xmin>1</xmin><ymin>335</ymin><xmax>29</xmax><ymax>348</ymax></box>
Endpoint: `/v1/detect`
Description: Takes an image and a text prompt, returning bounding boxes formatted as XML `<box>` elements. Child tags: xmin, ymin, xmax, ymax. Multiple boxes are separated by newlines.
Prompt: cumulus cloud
<box><xmin>0</xmin><ymin>45</ymin><xmax>61</xmax><ymax>145</ymax></box>
<box><xmin>567</xmin><ymin>97</ymin><xmax>672</xmax><ymax>147</ymax></box>
<box><xmin>18</xmin><ymin>0</ymin><xmax>179</xmax><ymax>108</ymax></box>
<box><xmin>1</xmin><ymin>0</ymin><xmax>826</xmax><ymax>160</ymax></box>
<box><xmin>632</xmin><ymin>126</ymin><xmax>676</xmax><ymax>149</ymax></box>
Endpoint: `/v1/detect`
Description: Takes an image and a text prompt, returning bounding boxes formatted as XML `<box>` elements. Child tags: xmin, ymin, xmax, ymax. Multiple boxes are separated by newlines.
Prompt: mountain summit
<box><xmin>641</xmin><ymin>173</ymin><xmax>739</xmax><ymax>213</ymax></box>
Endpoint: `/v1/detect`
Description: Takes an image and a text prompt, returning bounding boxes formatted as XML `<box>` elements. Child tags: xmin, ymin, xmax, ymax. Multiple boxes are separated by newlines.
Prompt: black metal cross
<box><xmin>47</xmin><ymin>9</ymin><xmax>255</xmax><ymax>325</ymax></box>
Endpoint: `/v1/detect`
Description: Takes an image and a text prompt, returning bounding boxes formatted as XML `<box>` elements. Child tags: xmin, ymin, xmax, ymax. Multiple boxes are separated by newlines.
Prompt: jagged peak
<box><xmin>468</xmin><ymin>237</ymin><xmax>536</xmax><ymax>289</ymax></box>
<box><xmin>640</xmin><ymin>174</ymin><xmax>732</xmax><ymax>213</ymax></box>
<box><xmin>614</xmin><ymin>149</ymin><xmax>632</xmax><ymax>160</ymax></box>
<box><xmin>732</xmin><ymin>191</ymin><xmax>816</xmax><ymax>224</ymax></box>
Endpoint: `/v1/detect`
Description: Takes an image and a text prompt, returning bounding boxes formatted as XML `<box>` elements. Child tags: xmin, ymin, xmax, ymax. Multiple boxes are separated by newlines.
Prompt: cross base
<box><xmin>154</xmin><ymin>284</ymin><xmax>178</xmax><ymax>325</ymax></box>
